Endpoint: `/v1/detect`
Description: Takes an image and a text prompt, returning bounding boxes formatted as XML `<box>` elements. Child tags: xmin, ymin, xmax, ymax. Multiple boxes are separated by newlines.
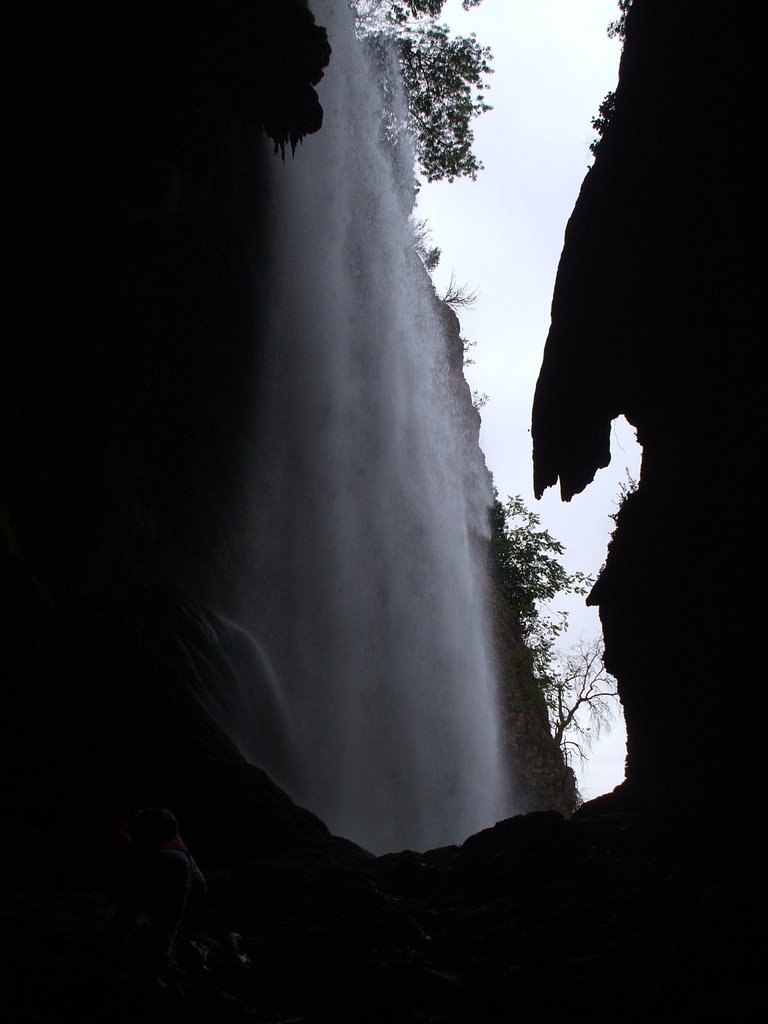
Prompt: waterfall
<box><xmin>236</xmin><ymin>0</ymin><xmax>509</xmax><ymax>853</ymax></box>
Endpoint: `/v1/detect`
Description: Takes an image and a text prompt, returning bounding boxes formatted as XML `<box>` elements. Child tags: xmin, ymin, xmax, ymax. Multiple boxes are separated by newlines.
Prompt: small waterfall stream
<box><xmin>237</xmin><ymin>0</ymin><xmax>509</xmax><ymax>853</ymax></box>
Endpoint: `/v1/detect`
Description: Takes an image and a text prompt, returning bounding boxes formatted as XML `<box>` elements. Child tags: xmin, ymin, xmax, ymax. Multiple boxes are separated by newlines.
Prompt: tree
<box><xmin>544</xmin><ymin>637</ymin><xmax>618</xmax><ymax>769</ymax></box>
<box><xmin>489</xmin><ymin>493</ymin><xmax>592</xmax><ymax>679</ymax></box>
<box><xmin>488</xmin><ymin>493</ymin><xmax>621</xmax><ymax>774</ymax></box>
<box><xmin>590</xmin><ymin>2</ymin><xmax>633</xmax><ymax>155</ymax></box>
<box><xmin>589</xmin><ymin>91</ymin><xmax>616</xmax><ymax>157</ymax></box>
<box><xmin>607</xmin><ymin>0</ymin><xmax>633</xmax><ymax>42</ymax></box>
<box><xmin>351</xmin><ymin>1</ymin><xmax>493</xmax><ymax>182</ymax></box>
<box><xmin>398</xmin><ymin>21</ymin><xmax>492</xmax><ymax>182</ymax></box>
<box><xmin>411</xmin><ymin>216</ymin><xmax>442</xmax><ymax>271</ymax></box>
<box><xmin>352</xmin><ymin>2</ymin><xmax>484</xmax><ymax>34</ymax></box>
<box><xmin>441</xmin><ymin>270</ymin><xmax>478</xmax><ymax>309</ymax></box>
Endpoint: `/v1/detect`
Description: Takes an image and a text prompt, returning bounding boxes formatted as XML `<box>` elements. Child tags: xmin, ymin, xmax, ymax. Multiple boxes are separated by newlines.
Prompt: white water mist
<box><xmin>237</xmin><ymin>0</ymin><xmax>509</xmax><ymax>853</ymax></box>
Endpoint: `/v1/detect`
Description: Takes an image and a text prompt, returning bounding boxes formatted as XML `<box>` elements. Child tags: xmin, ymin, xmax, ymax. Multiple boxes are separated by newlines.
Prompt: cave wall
<box><xmin>4</xmin><ymin>0</ymin><xmax>330</xmax><ymax>600</ymax></box>
<box><xmin>531</xmin><ymin>0</ymin><xmax>761</xmax><ymax>809</ymax></box>
<box><xmin>2</xmin><ymin>0</ymin><xmax>335</xmax><ymax>856</ymax></box>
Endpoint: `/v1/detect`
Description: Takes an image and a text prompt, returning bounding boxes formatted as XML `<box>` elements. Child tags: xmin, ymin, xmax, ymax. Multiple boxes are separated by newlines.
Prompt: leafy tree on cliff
<box><xmin>411</xmin><ymin>216</ymin><xmax>442</xmax><ymax>270</ymax></box>
<box><xmin>489</xmin><ymin>492</ymin><xmax>619</xmax><ymax>767</ymax></box>
<box><xmin>351</xmin><ymin>1</ymin><xmax>493</xmax><ymax>182</ymax></box>
<box><xmin>607</xmin><ymin>0</ymin><xmax>632</xmax><ymax>41</ymax></box>
<box><xmin>590</xmin><ymin>1</ymin><xmax>632</xmax><ymax>155</ymax></box>
<box><xmin>489</xmin><ymin>493</ymin><xmax>591</xmax><ymax>678</ymax></box>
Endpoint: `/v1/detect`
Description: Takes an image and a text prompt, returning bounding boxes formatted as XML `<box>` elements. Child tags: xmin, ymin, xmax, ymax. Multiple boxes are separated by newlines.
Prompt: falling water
<box><xmin>236</xmin><ymin>0</ymin><xmax>509</xmax><ymax>853</ymax></box>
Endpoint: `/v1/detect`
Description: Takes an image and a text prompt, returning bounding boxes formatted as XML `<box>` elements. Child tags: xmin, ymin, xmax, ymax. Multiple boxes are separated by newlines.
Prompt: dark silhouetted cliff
<box><xmin>532</xmin><ymin>0</ymin><xmax>761</xmax><ymax>815</ymax></box>
<box><xmin>2</xmin><ymin>2</ymin><xmax>764</xmax><ymax>1021</ymax></box>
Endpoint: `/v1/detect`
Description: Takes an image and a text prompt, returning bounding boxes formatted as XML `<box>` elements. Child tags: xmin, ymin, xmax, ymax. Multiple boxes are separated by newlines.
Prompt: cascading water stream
<box><xmin>235</xmin><ymin>0</ymin><xmax>510</xmax><ymax>853</ymax></box>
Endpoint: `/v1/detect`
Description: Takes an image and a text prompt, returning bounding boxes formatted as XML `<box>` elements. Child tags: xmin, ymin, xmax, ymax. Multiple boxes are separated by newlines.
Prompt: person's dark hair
<box><xmin>131</xmin><ymin>807</ymin><xmax>179</xmax><ymax>846</ymax></box>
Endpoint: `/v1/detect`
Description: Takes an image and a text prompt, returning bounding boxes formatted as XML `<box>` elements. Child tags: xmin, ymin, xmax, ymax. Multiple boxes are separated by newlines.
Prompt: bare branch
<box><xmin>545</xmin><ymin>636</ymin><xmax>620</xmax><ymax>759</ymax></box>
<box><xmin>442</xmin><ymin>270</ymin><xmax>479</xmax><ymax>309</ymax></box>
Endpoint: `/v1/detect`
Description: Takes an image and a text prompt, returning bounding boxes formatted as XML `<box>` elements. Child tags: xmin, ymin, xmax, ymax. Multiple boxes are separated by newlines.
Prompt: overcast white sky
<box><xmin>414</xmin><ymin>0</ymin><xmax>641</xmax><ymax>800</ymax></box>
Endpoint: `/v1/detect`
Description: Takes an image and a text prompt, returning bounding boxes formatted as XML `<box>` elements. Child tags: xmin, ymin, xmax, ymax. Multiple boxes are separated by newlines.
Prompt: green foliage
<box><xmin>610</xmin><ymin>468</ymin><xmax>639</xmax><ymax>525</ymax></box>
<box><xmin>399</xmin><ymin>22</ymin><xmax>492</xmax><ymax>182</ymax></box>
<box><xmin>411</xmin><ymin>216</ymin><xmax>441</xmax><ymax>271</ymax></box>
<box><xmin>489</xmin><ymin>494</ymin><xmax>620</xmax><ymax>773</ymax></box>
<box><xmin>590</xmin><ymin>2</ymin><xmax>633</xmax><ymax>155</ymax></box>
<box><xmin>589</xmin><ymin>90</ymin><xmax>616</xmax><ymax>157</ymax></box>
<box><xmin>355</xmin><ymin>2</ymin><xmax>483</xmax><ymax>28</ymax></box>
<box><xmin>607</xmin><ymin>0</ymin><xmax>632</xmax><ymax>41</ymax></box>
<box><xmin>489</xmin><ymin>493</ymin><xmax>592</xmax><ymax>679</ymax></box>
<box><xmin>351</xmin><ymin>1</ymin><xmax>493</xmax><ymax>183</ymax></box>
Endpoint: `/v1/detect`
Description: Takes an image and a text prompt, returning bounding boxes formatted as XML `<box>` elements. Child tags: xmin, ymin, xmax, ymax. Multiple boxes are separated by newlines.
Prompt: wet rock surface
<box><xmin>3</xmin><ymin>798</ymin><xmax>765</xmax><ymax>1023</ymax></box>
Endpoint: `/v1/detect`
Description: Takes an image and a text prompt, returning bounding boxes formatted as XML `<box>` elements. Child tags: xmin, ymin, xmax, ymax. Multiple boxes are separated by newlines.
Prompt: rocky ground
<box><xmin>3</xmin><ymin>790</ymin><xmax>765</xmax><ymax>1023</ymax></box>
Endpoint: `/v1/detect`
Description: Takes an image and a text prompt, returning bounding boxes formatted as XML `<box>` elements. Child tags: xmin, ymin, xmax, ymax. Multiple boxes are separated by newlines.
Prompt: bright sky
<box><xmin>414</xmin><ymin>0</ymin><xmax>641</xmax><ymax>801</ymax></box>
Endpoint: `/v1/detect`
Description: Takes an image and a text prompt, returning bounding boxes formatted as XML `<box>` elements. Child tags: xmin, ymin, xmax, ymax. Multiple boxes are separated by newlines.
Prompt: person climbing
<box><xmin>102</xmin><ymin>807</ymin><xmax>206</xmax><ymax>983</ymax></box>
